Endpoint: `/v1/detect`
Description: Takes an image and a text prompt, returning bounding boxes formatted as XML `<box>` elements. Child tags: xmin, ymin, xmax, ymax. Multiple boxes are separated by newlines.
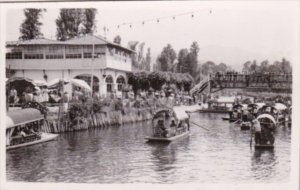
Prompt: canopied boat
<box><xmin>225</xmin><ymin>104</ymin><xmax>246</xmax><ymax>122</ymax></box>
<box><xmin>253</xmin><ymin>114</ymin><xmax>277</xmax><ymax>149</ymax></box>
<box><xmin>6</xmin><ymin>108</ymin><xmax>58</xmax><ymax>150</ymax></box>
<box><xmin>258</xmin><ymin>104</ymin><xmax>287</xmax><ymax>125</ymax></box>
<box><xmin>145</xmin><ymin>107</ymin><xmax>190</xmax><ymax>142</ymax></box>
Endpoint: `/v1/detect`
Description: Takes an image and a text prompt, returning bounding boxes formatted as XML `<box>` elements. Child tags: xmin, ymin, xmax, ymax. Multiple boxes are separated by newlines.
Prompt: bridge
<box><xmin>190</xmin><ymin>73</ymin><xmax>292</xmax><ymax>95</ymax></box>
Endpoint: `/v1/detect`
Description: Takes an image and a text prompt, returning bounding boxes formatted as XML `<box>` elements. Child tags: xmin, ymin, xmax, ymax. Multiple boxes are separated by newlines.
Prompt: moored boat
<box><xmin>6</xmin><ymin>108</ymin><xmax>58</xmax><ymax>150</ymax></box>
<box><xmin>145</xmin><ymin>107</ymin><xmax>190</xmax><ymax>142</ymax></box>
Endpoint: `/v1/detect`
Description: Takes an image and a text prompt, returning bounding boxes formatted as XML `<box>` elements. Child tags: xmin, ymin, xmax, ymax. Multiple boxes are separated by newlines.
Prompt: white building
<box><xmin>6</xmin><ymin>35</ymin><xmax>134</xmax><ymax>97</ymax></box>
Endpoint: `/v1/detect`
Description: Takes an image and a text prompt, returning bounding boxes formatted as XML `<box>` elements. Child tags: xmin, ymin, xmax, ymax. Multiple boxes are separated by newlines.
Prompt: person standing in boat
<box><xmin>252</xmin><ymin>119</ymin><xmax>262</xmax><ymax>145</ymax></box>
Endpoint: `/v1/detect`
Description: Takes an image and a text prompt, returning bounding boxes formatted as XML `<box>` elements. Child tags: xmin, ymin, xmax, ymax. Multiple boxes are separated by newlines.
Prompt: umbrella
<box><xmin>71</xmin><ymin>79</ymin><xmax>92</xmax><ymax>91</ymax></box>
<box><xmin>47</xmin><ymin>78</ymin><xmax>92</xmax><ymax>91</ymax></box>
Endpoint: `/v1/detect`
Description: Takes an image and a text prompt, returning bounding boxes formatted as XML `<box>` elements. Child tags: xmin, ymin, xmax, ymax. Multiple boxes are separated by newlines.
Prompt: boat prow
<box><xmin>145</xmin><ymin>131</ymin><xmax>190</xmax><ymax>142</ymax></box>
<box><xmin>7</xmin><ymin>133</ymin><xmax>58</xmax><ymax>150</ymax></box>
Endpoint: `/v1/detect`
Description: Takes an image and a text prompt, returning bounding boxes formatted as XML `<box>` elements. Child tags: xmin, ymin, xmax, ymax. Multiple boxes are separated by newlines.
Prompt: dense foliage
<box><xmin>127</xmin><ymin>71</ymin><xmax>194</xmax><ymax>95</ymax></box>
<box><xmin>242</xmin><ymin>58</ymin><xmax>292</xmax><ymax>74</ymax></box>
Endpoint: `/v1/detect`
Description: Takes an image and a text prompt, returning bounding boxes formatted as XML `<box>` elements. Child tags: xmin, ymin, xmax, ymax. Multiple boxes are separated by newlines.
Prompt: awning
<box><xmin>257</xmin><ymin>114</ymin><xmax>277</xmax><ymax>125</ymax></box>
<box><xmin>47</xmin><ymin>78</ymin><xmax>70</xmax><ymax>88</ymax></box>
<box><xmin>33</xmin><ymin>80</ymin><xmax>48</xmax><ymax>87</ymax></box>
<box><xmin>6</xmin><ymin>108</ymin><xmax>44</xmax><ymax>129</ymax></box>
<box><xmin>217</xmin><ymin>96</ymin><xmax>235</xmax><ymax>103</ymax></box>
<box><xmin>173</xmin><ymin>106</ymin><xmax>189</xmax><ymax>120</ymax></box>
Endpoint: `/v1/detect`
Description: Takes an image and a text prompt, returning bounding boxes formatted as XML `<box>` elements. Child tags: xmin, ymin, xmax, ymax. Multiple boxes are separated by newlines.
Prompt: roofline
<box><xmin>6</xmin><ymin>35</ymin><xmax>136</xmax><ymax>53</ymax></box>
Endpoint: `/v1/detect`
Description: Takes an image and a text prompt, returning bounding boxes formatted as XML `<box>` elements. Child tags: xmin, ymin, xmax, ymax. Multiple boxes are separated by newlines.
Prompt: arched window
<box><xmin>105</xmin><ymin>75</ymin><xmax>114</xmax><ymax>92</ymax></box>
<box><xmin>116</xmin><ymin>76</ymin><xmax>125</xmax><ymax>91</ymax></box>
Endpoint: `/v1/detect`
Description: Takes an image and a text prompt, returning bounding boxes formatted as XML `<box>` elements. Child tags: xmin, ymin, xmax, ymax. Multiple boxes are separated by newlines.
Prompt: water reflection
<box><xmin>6</xmin><ymin>113</ymin><xmax>290</xmax><ymax>183</ymax></box>
<box><xmin>251</xmin><ymin>149</ymin><xmax>277</xmax><ymax>180</ymax></box>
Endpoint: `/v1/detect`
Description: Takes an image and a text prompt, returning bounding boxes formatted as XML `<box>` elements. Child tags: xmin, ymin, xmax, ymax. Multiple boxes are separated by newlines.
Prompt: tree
<box><xmin>157</xmin><ymin>44</ymin><xmax>177</xmax><ymax>72</ymax></box>
<box><xmin>113</xmin><ymin>35</ymin><xmax>122</xmax><ymax>44</ymax></box>
<box><xmin>201</xmin><ymin>61</ymin><xmax>216</xmax><ymax>76</ymax></box>
<box><xmin>177</xmin><ymin>48</ymin><xmax>189</xmax><ymax>73</ymax></box>
<box><xmin>249</xmin><ymin>60</ymin><xmax>258</xmax><ymax>73</ymax></box>
<box><xmin>145</xmin><ymin>48</ymin><xmax>151</xmax><ymax>71</ymax></box>
<box><xmin>82</xmin><ymin>8</ymin><xmax>97</xmax><ymax>34</ymax></box>
<box><xmin>56</xmin><ymin>8</ymin><xmax>97</xmax><ymax>41</ymax></box>
<box><xmin>128</xmin><ymin>41</ymin><xmax>140</xmax><ymax>70</ymax></box>
<box><xmin>188</xmin><ymin>41</ymin><xmax>200</xmax><ymax>77</ymax></box>
<box><xmin>215</xmin><ymin>63</ymin><xmax>228</xmax><ymax>73</ymax></box>
<box><xmin>259</xmin><ymin>60</ymin><xmax>269</xmax><ymax>74</ymax></box>
<box><xmin>19</xmin><ymin>9</ymin><xmax>45</xmax><ymax>40</ymax></box>
<box><xmin>242</xmin><ymin>61</ymin><xmax>251</xmax><ymax>74</ymax></box>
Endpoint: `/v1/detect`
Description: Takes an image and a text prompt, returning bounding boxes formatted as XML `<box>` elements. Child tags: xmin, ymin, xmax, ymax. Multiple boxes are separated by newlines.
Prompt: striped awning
<box><xmin>6</xmin><ymin>108</ymin><xmax>44</xmax><ymax>129</ymax></box>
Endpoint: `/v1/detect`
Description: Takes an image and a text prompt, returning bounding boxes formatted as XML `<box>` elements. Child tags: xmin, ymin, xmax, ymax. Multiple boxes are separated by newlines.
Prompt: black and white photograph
<box><xmin>0</xmin><ymin>1</ymin><xmax>299</xmax><ymax>190</ymax></box>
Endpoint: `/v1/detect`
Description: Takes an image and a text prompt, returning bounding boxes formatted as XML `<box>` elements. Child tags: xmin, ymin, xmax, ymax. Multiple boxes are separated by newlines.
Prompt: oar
<box><xmin>190</xmin><ymin>121</ymin><xmax>209</xmax><ymax>131</ymax></box>
<box><xmin>250</xmin><ymin>125</ymin><xmax>253</xmax><ymax>148</ymax></box>
<box><xmin>233</xmin><ymin>119</ymin><xmax>241</xmax><ymax>124</ymax></box>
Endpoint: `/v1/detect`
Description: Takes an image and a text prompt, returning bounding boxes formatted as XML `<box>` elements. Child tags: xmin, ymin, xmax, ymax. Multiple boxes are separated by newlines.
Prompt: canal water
<box><xmin>6</xmin><ymin>113</ymin><xmax>291</xmax><ymax>183</ymax></box>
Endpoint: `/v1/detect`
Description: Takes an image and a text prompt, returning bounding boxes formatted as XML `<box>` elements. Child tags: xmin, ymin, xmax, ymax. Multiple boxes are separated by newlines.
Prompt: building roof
<box><xmin>6</xmin><ymin>38</ymin><xmax>65</xmax><ymax>46</ymax></box>
<box><xmin>6</xmin><ymin>34</ymin><xmax>135</xmax><ymax>53</ymax></box>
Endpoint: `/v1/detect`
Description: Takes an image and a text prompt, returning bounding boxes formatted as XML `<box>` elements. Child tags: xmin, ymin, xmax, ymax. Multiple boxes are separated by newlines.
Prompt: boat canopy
<box><xmin>152</xmin><ymin>109</ymin><xmax>171</xmax><ymax>120</ymax></box>
<box><xmin>255</xmin><ymin>103</ymin><xmax>266</xmax><ymax>109</ymax></box>
<box><xmin>257</xmin><ymin>114</ymin><xmax>277</xmax><ymax>125</ymax></box>
<box><xmin>274</xmin><ymin>103</ymin><xmax>287</xmax><ymax>111</ymax></box>
<box><xmin>232</xmin><ymin>104</ymin><xmax>243</xmax><ymax>109</ymax></box>
<box><xmin>173</xmin><ymin>106</ymin><xmax>189</xmax><ymax>121</ymax></box>
<box><xmin>6</xmin><ymin>108</ymin><xmax>44</xmax><ymax>129</ymax></box>
<box><xmin>260</xmin><ymin>105</ymin><xmax>277</xmax><ymax>112</ymax></box>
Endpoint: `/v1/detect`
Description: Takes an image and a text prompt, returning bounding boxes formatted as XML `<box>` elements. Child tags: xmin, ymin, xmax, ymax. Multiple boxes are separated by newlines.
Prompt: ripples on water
<box><xmin>6</xmin><ymin>113</ymin><xmax>291</xmax><ymax>183</ymax></box>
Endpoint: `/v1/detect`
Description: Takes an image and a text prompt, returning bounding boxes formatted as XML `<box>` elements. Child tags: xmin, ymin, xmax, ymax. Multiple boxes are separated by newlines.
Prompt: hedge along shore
<box><xmin>41</xmin><ymin>106</ymin><xmax>156</xmax><ymax>133</ymax></box>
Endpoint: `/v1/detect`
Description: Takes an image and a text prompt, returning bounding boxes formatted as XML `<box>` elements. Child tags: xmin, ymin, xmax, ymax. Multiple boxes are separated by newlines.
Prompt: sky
<box><xmin>4</xmin><ymin>1</ymin><xmax>299</xmax><ymax>71</ymax></box>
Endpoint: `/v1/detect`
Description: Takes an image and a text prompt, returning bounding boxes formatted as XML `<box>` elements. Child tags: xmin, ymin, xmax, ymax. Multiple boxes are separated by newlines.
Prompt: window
<box><xmin>24</xmin><ymin>54</ymin><xmax>43</xmax><ymax>59</ymax></box>
<box><xmin>116</xmin><ymin>76</ymin><xmax>125</xmax><ymax>91</ymax></box>
<box><xmin>6</xmin><ymin>52</ymin><xmax>22</xmax><ymax>59</ymax></box>
<box><xmin>66</xmin><ymin>45</ymin><xmax>82</xmax><ymax>53</ymax></box>
<box><xmin>66</xmin><ymin>54</ymin><xmax>82</xmax><ymax>59</ymax></box>
<box><xmin>106</xmin><ymin>75</ymin><xmax>114</xmax><ymax>92</ymax></box>
<box><xmin>46</xmin><ymin>54</ymin><xmax>64</xmax><ymax>59</ymax></box>
<box><xmin>48</xmin><ymin>45</ymin><xmax>63</xmax><ymax>53</ymax></box>
<box><xmin>84</xmin><ymin>53</ymin><xmax>92</xmax><ymax>58</ymax></box>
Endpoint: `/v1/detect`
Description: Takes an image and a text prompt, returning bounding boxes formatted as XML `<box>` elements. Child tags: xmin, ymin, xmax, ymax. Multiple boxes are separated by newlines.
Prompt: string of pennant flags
<box><xmin>102</xmin><ymin>8</ymin><xmax>212</xmax><ymax>34</ymax></box>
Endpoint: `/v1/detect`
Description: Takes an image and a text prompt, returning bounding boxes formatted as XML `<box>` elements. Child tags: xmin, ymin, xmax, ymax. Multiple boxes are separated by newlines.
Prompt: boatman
<box><xmin>252</xmin><ymin>119</ymin><xmax>261</xmax><ymax>145</ymax></box>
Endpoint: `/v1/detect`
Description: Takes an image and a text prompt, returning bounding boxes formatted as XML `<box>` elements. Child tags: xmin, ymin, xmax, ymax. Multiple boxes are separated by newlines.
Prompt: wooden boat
<box><xmin>6</xmin><ymin>108</ymin><xmax>58</xmax><ymax>150</ymax></box>
<box><xmin>222</xmin><ymin>117</ymin><xmax>229</xmax><ymax>121</ymax></box>
<box><xmin>145</xmin><ymin>107</ymin><xmax>190</xmax><ymax>142</ymax></box>
<box><xmin>240</xmin><ymin>121</ymin><xmax>251</xmax><ymax>130</ymax></box>
<box><xmin>252</xmin><ymin>113</ymin><xmax>277</xmax><ymax>149</ymax></box>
